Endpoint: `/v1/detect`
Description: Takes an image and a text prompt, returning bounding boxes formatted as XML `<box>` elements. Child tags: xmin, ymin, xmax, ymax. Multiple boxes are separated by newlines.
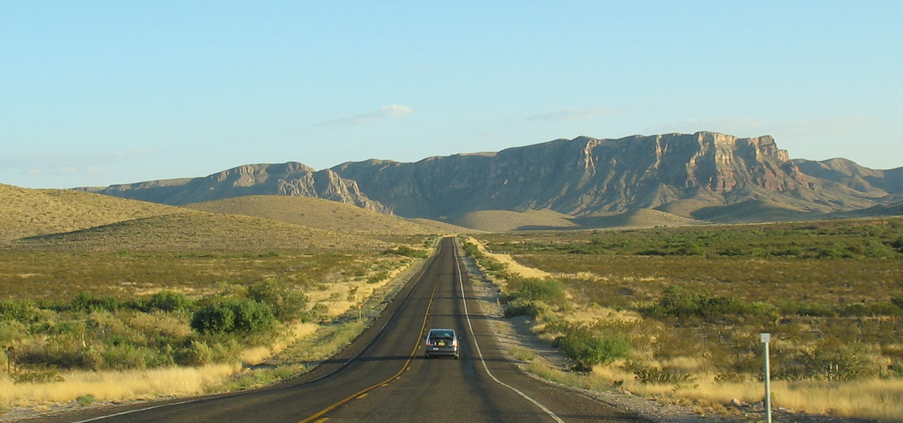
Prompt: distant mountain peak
<box><xmin>76</xmin><ymin>132</ymin><xmax>903</xmax><ymax>225</ymax></box>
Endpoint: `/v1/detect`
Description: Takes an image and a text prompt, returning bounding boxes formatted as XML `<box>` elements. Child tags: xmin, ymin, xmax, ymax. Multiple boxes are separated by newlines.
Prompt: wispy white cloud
<box><xmin>526</xmin><ymin>107</ymin><xmax>614</xmax><ymax>122</ymax></box>
<box><xmin>1</xmin><ymin>149</ymin><xmax>157</xmax><ymax>177</ymax></box>
<box><xmin>322</xmin><ymin>104</ymin><xmax>414</xmax><ymax>126</ymax></box>
<box><xmin>653</xmin><ymin>116</ymin><xmax>872</xmax><ymax>138</ymax></box>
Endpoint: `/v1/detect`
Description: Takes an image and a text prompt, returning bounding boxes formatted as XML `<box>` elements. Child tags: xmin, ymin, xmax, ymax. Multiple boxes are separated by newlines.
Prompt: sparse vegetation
<box><xmin>0</xmin><ymin>185</ymin><xmax>441</xmax><ymax>412</ymax></box>
<box><xmin>464</xmin><ymin>217</ymin><xmax>903</xmax><ymax>420</ymax></box>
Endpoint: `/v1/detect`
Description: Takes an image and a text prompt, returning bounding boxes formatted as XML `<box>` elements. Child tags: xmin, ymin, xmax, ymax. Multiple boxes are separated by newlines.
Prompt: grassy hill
<box><xmin>405</xmin><ymin>218</ymin><xmax>477</xmax><ymax>234</ymax></box>
<box><xmin>0</xmin><ymin>183</ymin><xmax>186</xmax><ymax>242</ymax></box>
<box><xmin>690</xmin><ymin>199</ymin><xmax>813</xmax><ymax>222</ymax></box>
<box><xmin>572</xmin><ymin>209</ymin><xmax>705</xmax><ymax>228</ymax></box>
<box><xmin>0</xmin><ymin>185</ymin><xmax>386</xmax><ymax>251</ymax></box>
<box><xmin>449</xmin><ymin>209</ymin><xmax>579</xmax><ymax>232</ymax></box>
<box><xmin>14</xmin><ymin>212</ymin><xmax>383</xmax><ymax>252</ymax></box>
<box><xmin>447</xmin><ymin>208</ymin><xmax>704</xmax><ymax>232</ymax></box>
<box><xmin>182</xmin><ymin>195</ymin><xmax>434</xmax><ymax>235</ymax></box>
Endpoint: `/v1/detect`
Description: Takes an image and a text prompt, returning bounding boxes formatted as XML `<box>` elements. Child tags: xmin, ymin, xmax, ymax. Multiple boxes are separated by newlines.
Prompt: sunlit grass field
<box><xmin>467</xmin><ymin>217</ymin><xmax>903</xmax><ymax>420</ymax></box>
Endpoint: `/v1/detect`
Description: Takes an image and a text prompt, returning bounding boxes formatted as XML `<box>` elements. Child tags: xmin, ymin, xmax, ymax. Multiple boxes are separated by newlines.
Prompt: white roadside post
<box><xmin>761</xmin><ymin>333</ymin><xmax>773</xmax><ymax>423</ymax></box>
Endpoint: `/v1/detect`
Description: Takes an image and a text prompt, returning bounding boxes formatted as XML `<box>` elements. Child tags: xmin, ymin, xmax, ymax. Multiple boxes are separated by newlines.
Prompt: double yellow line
<box><xmin>297</xmin><ymin>262</ymin><xmax>441</xmax><ymax>423</ymax></box>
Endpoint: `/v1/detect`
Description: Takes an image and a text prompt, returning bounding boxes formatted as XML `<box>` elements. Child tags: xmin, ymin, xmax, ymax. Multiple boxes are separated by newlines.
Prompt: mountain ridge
<box><xmin>70</xmin><ymin>132</ymin><xmax>903</xmax><ymax>228</ymax></box>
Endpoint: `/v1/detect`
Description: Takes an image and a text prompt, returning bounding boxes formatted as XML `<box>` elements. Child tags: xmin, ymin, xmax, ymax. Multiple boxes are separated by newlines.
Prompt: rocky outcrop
<box><xmin>79</xmin><ymin>162</ymin><xmax>390</xmax><ymax>213</ymax></box>
<box><xmin>332</xmin><ymin>132</ymin><xmax>859</xmax><ymax>219</ymax></box>
<box><xmin>78</xmin><ymin>132</ymin><xmax>903</xmax><ymax>222</ymax></box>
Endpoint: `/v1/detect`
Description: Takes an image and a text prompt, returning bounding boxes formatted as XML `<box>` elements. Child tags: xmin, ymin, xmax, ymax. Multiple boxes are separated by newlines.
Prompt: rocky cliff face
<box><xmin>332</xmin><ymin>132</ymin><xmax>848</xmax><ymax>218</ymax></box>
<box><xmin>79</xmin><ymin>132</ymin><xmax>902</xmax><ymax>222</ymax></box>
<box><xmin>82</xmin><ymin>162</ymin><xmax>389</xmax><ymax>213</ymax></box>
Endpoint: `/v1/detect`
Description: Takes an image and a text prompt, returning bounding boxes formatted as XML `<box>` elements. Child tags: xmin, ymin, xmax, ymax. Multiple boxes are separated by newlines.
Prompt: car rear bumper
<box><xmin>425</xmin><ymin>346</ymin><xmax>458</xmax><ymax>357</ymax></box>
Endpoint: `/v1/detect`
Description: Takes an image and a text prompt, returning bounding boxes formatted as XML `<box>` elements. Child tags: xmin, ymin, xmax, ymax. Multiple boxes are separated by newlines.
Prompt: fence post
<box><xmin>761</xmin><ymin>333</ymin><xmax>772</xmax><ymax>423</ymax></box>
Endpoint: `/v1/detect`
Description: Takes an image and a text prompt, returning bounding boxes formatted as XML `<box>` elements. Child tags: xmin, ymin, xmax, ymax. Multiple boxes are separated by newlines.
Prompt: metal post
<box><xmin>761</xmin><ymin>333</ymin><xmax>772</xmax><ymax>423</ymax></box>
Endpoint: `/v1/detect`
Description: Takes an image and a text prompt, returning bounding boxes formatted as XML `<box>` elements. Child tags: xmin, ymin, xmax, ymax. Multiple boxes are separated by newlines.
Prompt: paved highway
<box><xmin>48</xmin><ymin>237</ymin><xmax>648</xmax><ymax>423</ymax></box>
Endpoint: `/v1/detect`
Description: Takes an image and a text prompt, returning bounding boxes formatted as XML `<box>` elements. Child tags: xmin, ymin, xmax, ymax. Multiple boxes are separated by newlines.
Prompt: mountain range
<box><xmin>77</xmin><ymin>132</ymin><xmax>903</xmax><ymax>229</ymax></box>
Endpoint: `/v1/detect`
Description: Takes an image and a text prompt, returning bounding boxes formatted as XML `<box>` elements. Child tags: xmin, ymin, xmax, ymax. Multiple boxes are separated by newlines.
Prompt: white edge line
<box><xmin>70</xmin><ymin>400</ymin><xmax>193</xmax><ymax>423</ymax></box>
<box><xmin>453</xmin><ymin>239</ymin><xmax>566</xmax><ymax>423</ymax></box>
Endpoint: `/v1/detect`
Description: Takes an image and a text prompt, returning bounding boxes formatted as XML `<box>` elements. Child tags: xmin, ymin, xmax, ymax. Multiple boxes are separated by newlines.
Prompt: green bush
<box><xmin>191</xmin><ymin>302</ymin><xmax>236</xmax><ymax>334</ymax></box>
<box><xmin>506</xmin><ymin>278</ymin><xmax>564</xmax><ymax>304</ymax></box>
<box><xmin>645</xmin><ymin>285</ymin><xmax>767</xmax><ymax>321</ymax></box>
<box><xmin>144</xmin><ymin>291</ymin><xmax>193</xmax><ymax>313</ymax></box>
<box><xmin>175</xmin><ymin>340</ymin><xmax>215</xmax><ymax>366</ymax></box>
<box><xmin>76</xmin><ymin>394</ymin><xmax>95</xmax><ymax>407</ymax></box>
<box><xmin>70</xmin><ymin>292</ymin><xmax>121</xmax><ymax>313</ymax></box>
<box><xmin>503</xmin><ymin>299</ymin><xmax>551</xmax><ymax>319</ymax></box>
<box><xmin>247</xmin><ymin>280</ymin><xmax>308</xmax><ymax>322</ymax></box>
<box><xmin>0</xmin><ymin>299</ymin><xmax>41</xmax><ymax>322</ymax></box>
<box><xmin>777</xmin><ymin>341</ymin><xmax>877</xmax><ymax>381</ymax></box>
<box><xmin>461</xmin><ymin>241</ymin><xmax>483</xmax><ymax>259</ymax></box>
<box><xmin>191</xmin><ymin>299</ymin><xmax>276</xmax><ymax>334</ymax></box>
<box><xmin>555</xmin><ymin>326</ymin><xmax>630</xmax><ymax>371</ymax></box>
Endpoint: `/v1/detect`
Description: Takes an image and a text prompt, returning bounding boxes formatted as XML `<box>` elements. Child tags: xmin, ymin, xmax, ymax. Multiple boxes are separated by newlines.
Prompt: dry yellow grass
<box><xmin>527</xmin><ymin>361</ymin><xmax>903</xmax><ymax>420</ymax></box>
<box><xmin>239</xmin><ymin>322</ymin><xmax>319</xmax><ymax>365</ymax></box>
<box><xmin>0</xmin><ymin>364</ymin><xmax>240</xmax><ymax>406</ymax></box>
<box><xmin>12</xmin><ymin>212</ymin><xmax>384</xmax><ymax>252</ymax></box>
<box><xmin>465</xmin><ymin>236</ymin><xmax>551</xmax><ymax>279</ymax></box>
<box><xmin>467</xmin><ymin>238</ymin><xmax>903</xmax><ymax>421</ymax></box>
<box><xmin>0</xmin><ymin>184</ymin><xmax>184</xmax><ymax>242</ymax></box>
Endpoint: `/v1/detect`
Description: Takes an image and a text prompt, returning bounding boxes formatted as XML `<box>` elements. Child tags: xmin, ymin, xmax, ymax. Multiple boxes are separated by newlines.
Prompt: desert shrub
<box><xmin>101</xmin><ymin>343</ymin><xmax>154</xmax><ymax>370</ymax></box>
<box><xmin>634</xmin><ymin>366</ymin><xmax>696</xmax><ymax>384</ymax></box>
<box><xmin>308</xmin><ymin>303</ymin><xmax>329</xmax><ymax>322</ymax></box>
<box><xmin>70</xmin><ymin>292</ymin><xmax>121</xmax><ymax>313</ymax></box>
<box><xmin>782</xmin><ymin>302</ymin><xmax>838</xmax><ymax>317</ymax></box>
<box><xmin>384</xmin><ymin>246</ymin><xmax>428</xmax><ymax>258</ymax></box>
<box><xmin>76</xmin><ymin>394</ymin><xmax>95</xmax><ymax>407</ymax></box>
<box><xmin>175</xmin><ymin>340</ymin><xmax>215</xmax><ymax>366</ymax></box>
<box><xmin>17</xmin><ymin>336</ymin><xmax>102</xmax><ymax>370</ymax></box>
<box><xmin>888</xmin><ymin>361</ymin><xmax>903</xmax><ymax>378</ymax></box>
<box><xmin>893</xmin><ymin>295</ymin><xmax>903</xmax><ymax>309</ymax></box>
<box><xmin>644</xmin><ymin>285</ymin><xmax>768</xmax><ymax>322</ymax></box>
<box><xmin>461</xmin><ymin>241</ymin><xmax>483</xmax><ymax>259</ymax></box>
<box><xmin>504</xmin><ymin>299</ymin><xmax>551</xmax><ymax>319</ymax></box>
<box><xmin>777</xmin><ymin>340</ymin><xmax>878</xmax><ymax>381</ymax></box>
<box><xmin>840</xmin><ymin>301</ymin><xmax>903</xmax><ymax>317</ymax></box>
<box><xmin>367</xmin><ymin>271</ymin><xmax>389</xmax><ymax>284</ymax></box>
<box><xmin>890</xmin><ymin>237</ymin><xmax>903</xmax><ymax>253</ymax></box>
<box><xmin>247</xmin><ymin>280</ymin><xmax>308</xmax><ymax>322</ymax></box>
<box><xmin>191</xmin><ymin>302</ymin><xmax>236</xmax><ymax>334</ymax></box>
<box><xmin>506</xmin><ymin>278</ymin><xmax>564</xmax><ymax>304</ymax></box>
<box><xmin>0</xmin><ymin>299</ymin><xmax>41</xmax><ymax>323</ymax></box>
<box><xmin>143</xmin><ymin>291</ymin><xmax>193</xmax><ymax>313</ymax></box>
<box><xmin>191</xmin><ymin>299</ymin><xmax>275</xmax><ymax>334</ymax></box>
<box><xmin>554</xmin><ymin>325</ymin><xmax>630</xmax><ymax>371</ymax></box>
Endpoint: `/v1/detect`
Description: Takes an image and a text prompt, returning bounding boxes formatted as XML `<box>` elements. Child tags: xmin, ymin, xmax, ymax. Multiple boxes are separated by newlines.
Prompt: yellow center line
<box><xmin>297</xmin><ymin>255</ymin><xmax>441</xmax><ymax>423</ymax></box>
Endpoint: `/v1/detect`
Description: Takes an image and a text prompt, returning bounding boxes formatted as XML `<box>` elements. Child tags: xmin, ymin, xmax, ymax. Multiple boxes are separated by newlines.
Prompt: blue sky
<box><xmin>2</xmin><ymin>1</ymin><xmax>902</xmax><ymax>189</ymax></box>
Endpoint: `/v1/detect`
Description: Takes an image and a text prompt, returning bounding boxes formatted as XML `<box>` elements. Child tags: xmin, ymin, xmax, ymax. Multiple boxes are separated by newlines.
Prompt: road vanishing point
<box><xmin>47</xmin><ymin>238</ymin><xmax>649</xmax><ymax>423</ymax></box>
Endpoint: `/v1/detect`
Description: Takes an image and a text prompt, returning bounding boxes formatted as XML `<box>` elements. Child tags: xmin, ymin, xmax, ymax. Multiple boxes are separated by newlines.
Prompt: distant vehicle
<box><xmin>424</xmin><ymin>328</ymin><xmax>459</xmax><ymax>359</ymax></box>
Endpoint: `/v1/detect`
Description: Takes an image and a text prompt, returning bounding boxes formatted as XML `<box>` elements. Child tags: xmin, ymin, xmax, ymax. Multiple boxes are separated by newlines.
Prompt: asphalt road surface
<box><xmin>47</xmin><ymin>237</ymin><xmax>649</xmax><ymax>423</ymax></box>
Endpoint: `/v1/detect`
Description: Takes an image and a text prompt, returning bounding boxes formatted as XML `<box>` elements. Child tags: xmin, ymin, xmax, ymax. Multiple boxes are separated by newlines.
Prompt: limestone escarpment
<box><xmin>333</xmin><ymin>132</ymin><xmax>838</xmax><ymax>219</ymax></box>
<box><xmin>77</xmin><ymin>132</ymin><xmax>903</xmax><ymax>223</ymax></box>
<box><xmin>80</xmin><ymin>162</ymin><xmax>389</xmax><ymax>213</ymax></box>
